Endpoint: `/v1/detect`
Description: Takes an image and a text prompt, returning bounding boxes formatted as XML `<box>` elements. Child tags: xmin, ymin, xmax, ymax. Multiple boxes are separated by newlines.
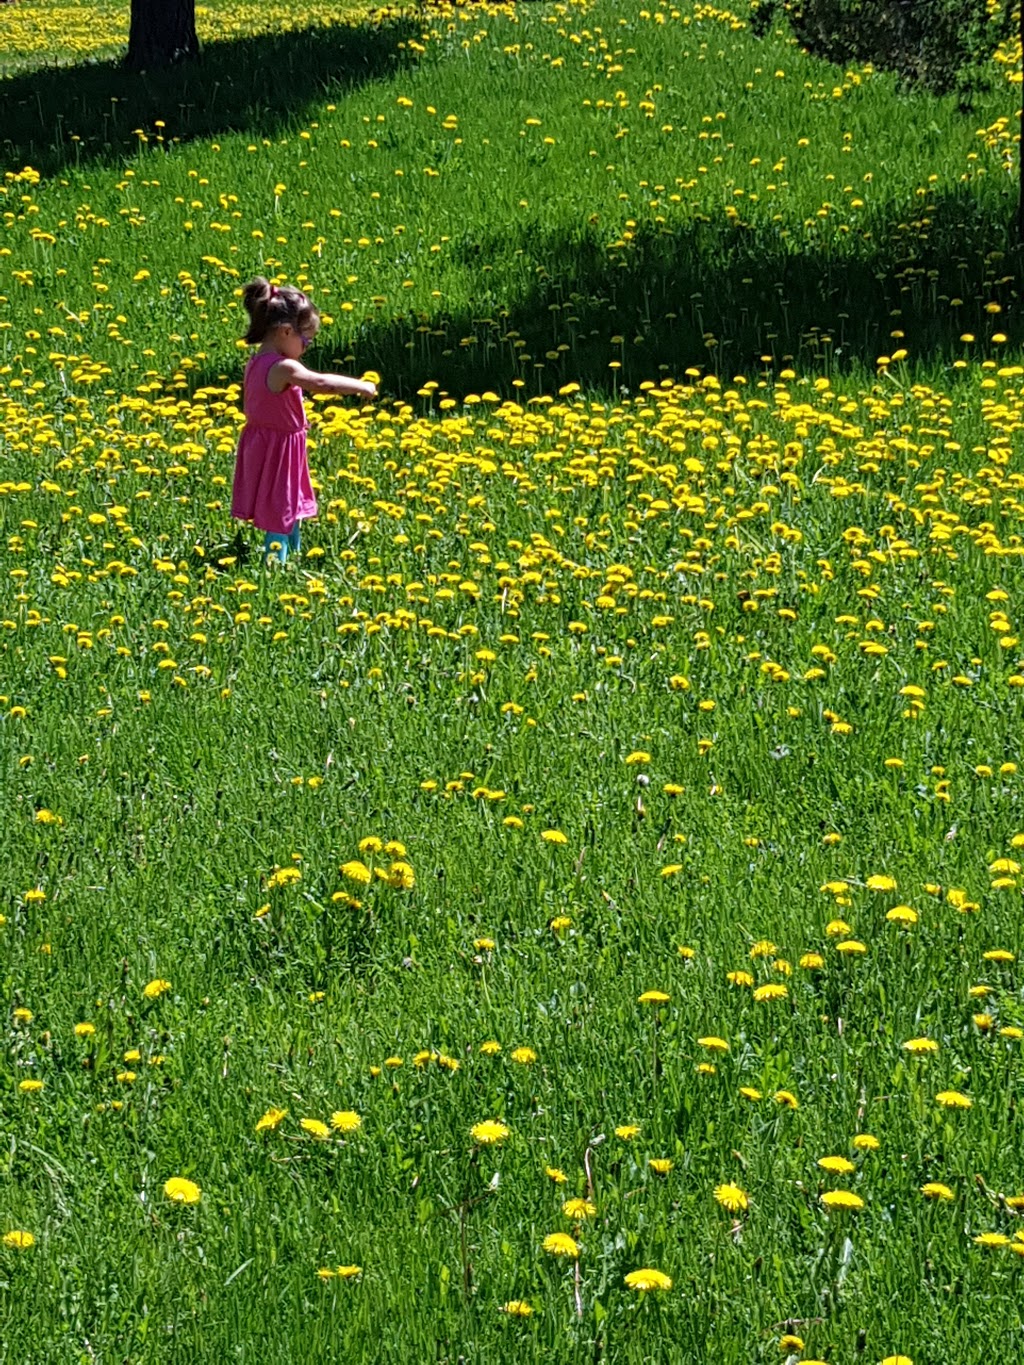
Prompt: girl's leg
<box><xmin>287</xmin><ymin>522</ymin><xmax>302</xmax><ymax>558</ymax></box>
<box><xmin>263</xmin><ymin>530</ymin><xmax>288</xmax><ymax>564</ymax></box>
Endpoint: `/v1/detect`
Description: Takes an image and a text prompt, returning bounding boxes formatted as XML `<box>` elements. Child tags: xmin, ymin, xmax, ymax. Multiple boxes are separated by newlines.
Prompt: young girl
<box><xmin>231</xmin><ymin>277</ymin><xmax>377</xmax><ymax>565</ymax></box>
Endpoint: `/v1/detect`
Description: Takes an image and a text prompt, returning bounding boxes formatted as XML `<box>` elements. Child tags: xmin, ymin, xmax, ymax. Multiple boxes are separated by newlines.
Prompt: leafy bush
<box><xmin>754</xmin><ymin>0</ymin><xmax>1013</xmax><ymax>97</ymax></box>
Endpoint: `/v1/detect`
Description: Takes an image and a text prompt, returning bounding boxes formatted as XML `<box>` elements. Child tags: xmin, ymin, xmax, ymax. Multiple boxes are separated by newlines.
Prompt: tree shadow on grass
<box><xmin>185</xmin><ymin>180</ymin><xmax>1020</xmax><ymax>399</ymax></box>
<box><xmin>0</xmin><ymin>12</ymin><xmax>418</xmax><ymax>178</ymax></box>
<box><xmin>136</xmin><ymin>160</ymin><xmax>1021</xmax><ymax>405</ymax></box>
<box><xmin>172</xmin><ymin>178</ymin><xmax>1021</xmax><ymax>398</ymax></box>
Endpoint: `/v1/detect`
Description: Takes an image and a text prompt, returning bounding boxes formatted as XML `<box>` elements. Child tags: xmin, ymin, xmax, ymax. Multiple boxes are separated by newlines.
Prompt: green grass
<box><xmin>3</xmin><ymin>1</ymin><xmax>1024</xmax><ymax>1361</ymax></box>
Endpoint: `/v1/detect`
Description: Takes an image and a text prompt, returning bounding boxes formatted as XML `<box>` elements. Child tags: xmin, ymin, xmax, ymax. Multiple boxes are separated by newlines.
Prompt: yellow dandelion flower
<box><xmin>648</xmin><ymin>1158</ymin><xmax>673</xmax><ymax>1175</ymax></box>
<box><xmin>300</xmin><ymin>1118</ymin><xmax>331</xmax><ymax>1139</ymax></box>
<box><xmin>18</xmin><ymin>1080</ymin><xmax>43</xmax><ymax>1094</ymax></box>
<box><xmin>470</xmin><ymin>1120</ymin><xmax>509</xmax><ymax>1145</ymax></box>
<box><xmin>142</xmin><ymin>979</ymin><xmax>171</xmax><ymax>1000</ymax></box>
<box><xmin>480</xmin><ymin>1040</ymin><xmax>502</xmax><ymax>1056</ymax></box>
<box><xmin>866</xmin><ymin>875</ymin><xmax>897</xmax><ymax>892</ymax></box>
<box><xmin>818</xmin><ymin>1156</ymin><xmax>855</xmax><ymax>1175</ymax></box>
<box><xmin>852</xmin><ymin>1134</ymin><xmax>880</xmax><ymax>1151</ymax></box>
<box><xmin>546</xmin><ymin>1167</ymin><xmax>568</xmax><ymax>1183</ymax></box>
<box><xmin>336</xmin><ymin>1264</ymin><xmax>362</xmax><ymax>1278</ymax></box>
<box><xmin>267</xmin><ymin>866</ymin><xmax>302</xmax><ymax>890</ymax></box>
<box><xmin>562</xmin><ymin>1198</ymin><xmax>597</xmax><ymax>1220</ymax></box>
<box><xmin>753</xmin><ymin>983</ymin><xmax>788</xmax><ymax>1003</ymax></box>
<box><xmin>510</xmin><ymin>1047</ymin><xmax>536</xmax><ymax>1065</ymax></box>
<box><xmin>386</xmin><ymin>861</ymin><xmax>415</xmax><ymax>889</ymax></box>
<box><xmin>774</xmin><ymin>1090</ymin><xmax>799</xmax><ymax>1109</ymax></box>
<box><xmin>540</xmin><ymin>829</ymin><xmax>568</xmax><ymax>845</ymax></box>
<box><xmin>615</xmin><ymin>1124</ymin><xmax>640</xmax><ymax>1140</ymax></box>
<box><xmin>739</xmin><ymin>1086</ymin><xmax>762</xmax><ymax>1102</ymax></box>
<box><xmin>836</xmin><ymin>940</ymin><xmax>867</xmax><ymax>955</ymax></box>
<box><xmin>713</xmin><ymin>1182</ymin><xmax>748</xmax><ymax>1212</ymax></box>
<box><xmin>340</xmin><ymin>860</ymin><xmax>372</xmax><ymax>886</ymax></box>
<box><xmin>542</xmin><ymin>1232</ymin><xmax>579</xmax><ymax>1258</ymax></box>
<box><xmin>624</xmin><ymin>751</ymin><xmax>651</xmax><ymax>765</ymax></box>
<box><xmin>821</xmin><ymin>1189</ymin><xmax>864</xmax><ymax>1211</ymax></box>
<box><xmin>502</xmin><ymin>1300</ymin><xmax>533</xmax><ymax>1316</ymax></box>
<box><xmin>638</xmin><ymin>990</ymin><xmax>670</xmax><ymax>1004</ymax></box>
<box><xmin>163</xmin><ymin>1177</ymin><xmax>201</xmax><ymax>1205</ymax></box>
<box><xmin>990</xmin><ymin>858</ymin><xmax>1020</xmax><ymax>875</ymax></box>
<box><xmin>935</xmin><ymin>1090</ymin><xmax>972</xmax><ymax>1109</ymax></box>
<box><xmin>2</xmin><ymin>1230</ymin><xmax>35</xmax><ymax>1250</ymax></box>
<box><xmin>974</xmin><ymin>1231</ymin><xmax>1011</xmax><ymax>1247</ymax></box>
<box><xmin>800</xmin><ymin>952</ymin><xmax>825</xmax><ymax>970</ymax></box>
<box><xmin>74</xmin><ymin>1022</ymin><xmax>95</xmax><ymax>1038</ymax></box>
<box><xmin>698</xmin><ymin>1035</ymin><xmax>729</xmax><ymax>1052</ymax></box>
<box><xmin>255</xmin><ymin>1107</ymin><xmax>288</xmax><ymax>1134</ymax></box>
<box><xmin>624</xmin><ymin>1268</ymin><xmax>672</xmax><ymax>1291</ymax></box>
<box><xmin>330</xmin><ymin>1110</ymin><xmax>362</xmax><ymax>1134</ymax></box>
<box><xmin>921</xmin><ymin>1182</ymin><xmax>954</xmax><ymax>1201</ymax></box>
<box><xmin>728</xmin><ymin>970</ymin><xmax>754</xmax><ymax>988</ymax></box>
<box><xmin>903</xmin><ymin>1038</ymin><xmax>939</xmax><ymax>1054</ymax></box>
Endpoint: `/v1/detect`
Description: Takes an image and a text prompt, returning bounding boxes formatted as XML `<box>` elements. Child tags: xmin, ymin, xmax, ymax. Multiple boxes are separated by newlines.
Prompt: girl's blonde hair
<box><xmin>241</xmin><ymin>277</ymin><xmax>320</xmax><ymax>344</ymax></box>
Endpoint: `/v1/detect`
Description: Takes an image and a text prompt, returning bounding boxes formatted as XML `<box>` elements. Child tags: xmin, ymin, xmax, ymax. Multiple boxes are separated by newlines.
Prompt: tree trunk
<box><xmin>125</xmin><ymin>0</ymin><xmax>199</xmax><ymax>71</ymax></box>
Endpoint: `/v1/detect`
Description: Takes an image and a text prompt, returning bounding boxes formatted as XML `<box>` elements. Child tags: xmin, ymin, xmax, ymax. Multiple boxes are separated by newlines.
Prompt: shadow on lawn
<box><xmin>186</xmin><ymin>180</ymin><xmax>1023</xmax><ymax>399</ymax></box>
<box><xmin>0</xmin><ymin>13</ymin><xmax>418</xmax><ymax>178</ymax></box>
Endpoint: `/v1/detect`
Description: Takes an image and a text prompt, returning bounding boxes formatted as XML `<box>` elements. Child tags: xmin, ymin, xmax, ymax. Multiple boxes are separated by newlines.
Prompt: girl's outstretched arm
<box><xmin>269</xmin><ymin>358</ymin><xmax>377</xmax><ymax>398</ymax></box>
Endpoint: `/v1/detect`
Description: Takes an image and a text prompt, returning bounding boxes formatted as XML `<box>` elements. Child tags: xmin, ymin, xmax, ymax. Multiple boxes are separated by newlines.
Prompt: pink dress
<box><xmin>231</xmin><ymin>351</ymin><xmax>317</xmax><ymax>534</ymax></box>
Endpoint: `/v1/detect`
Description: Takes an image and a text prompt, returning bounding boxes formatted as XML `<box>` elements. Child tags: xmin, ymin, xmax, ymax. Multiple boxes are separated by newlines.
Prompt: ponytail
<box><xmin>241</xmin><ymin>276</ymin><xmax>319</xmax><ymax>344</ymax></box>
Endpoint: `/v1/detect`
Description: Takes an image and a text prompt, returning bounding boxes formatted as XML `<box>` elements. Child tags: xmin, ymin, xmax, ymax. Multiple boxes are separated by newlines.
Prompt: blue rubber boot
<box><xmin>263</xmin><ymin>531</ymin><xmax>288</xmax><ymax>565</ymax></box>
<box><xmin>287</xmin><ymin>523</ymin><xmax>302</xmax><ymax>559</ymax></box>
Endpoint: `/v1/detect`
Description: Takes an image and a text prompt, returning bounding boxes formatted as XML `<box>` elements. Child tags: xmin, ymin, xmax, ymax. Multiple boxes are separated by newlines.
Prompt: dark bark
<box><xmin>125</xmin><ymin>0</ymin><xmax>199</xmax><ymax>71</ymax></box>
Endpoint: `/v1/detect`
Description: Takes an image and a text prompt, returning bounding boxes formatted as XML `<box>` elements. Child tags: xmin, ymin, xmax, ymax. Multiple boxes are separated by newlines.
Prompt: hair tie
<box><xmin>269</xmin><ymin>284</ymin><xmax>279</xmax><ymax>298</ymax></box>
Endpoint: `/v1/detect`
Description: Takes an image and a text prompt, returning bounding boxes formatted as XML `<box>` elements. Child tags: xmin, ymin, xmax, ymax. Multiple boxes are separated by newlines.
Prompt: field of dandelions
<box><xmin>2</xmin><ymin>0</ymin><xmax>1024</xmax><ymax>1360</ymax></box>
